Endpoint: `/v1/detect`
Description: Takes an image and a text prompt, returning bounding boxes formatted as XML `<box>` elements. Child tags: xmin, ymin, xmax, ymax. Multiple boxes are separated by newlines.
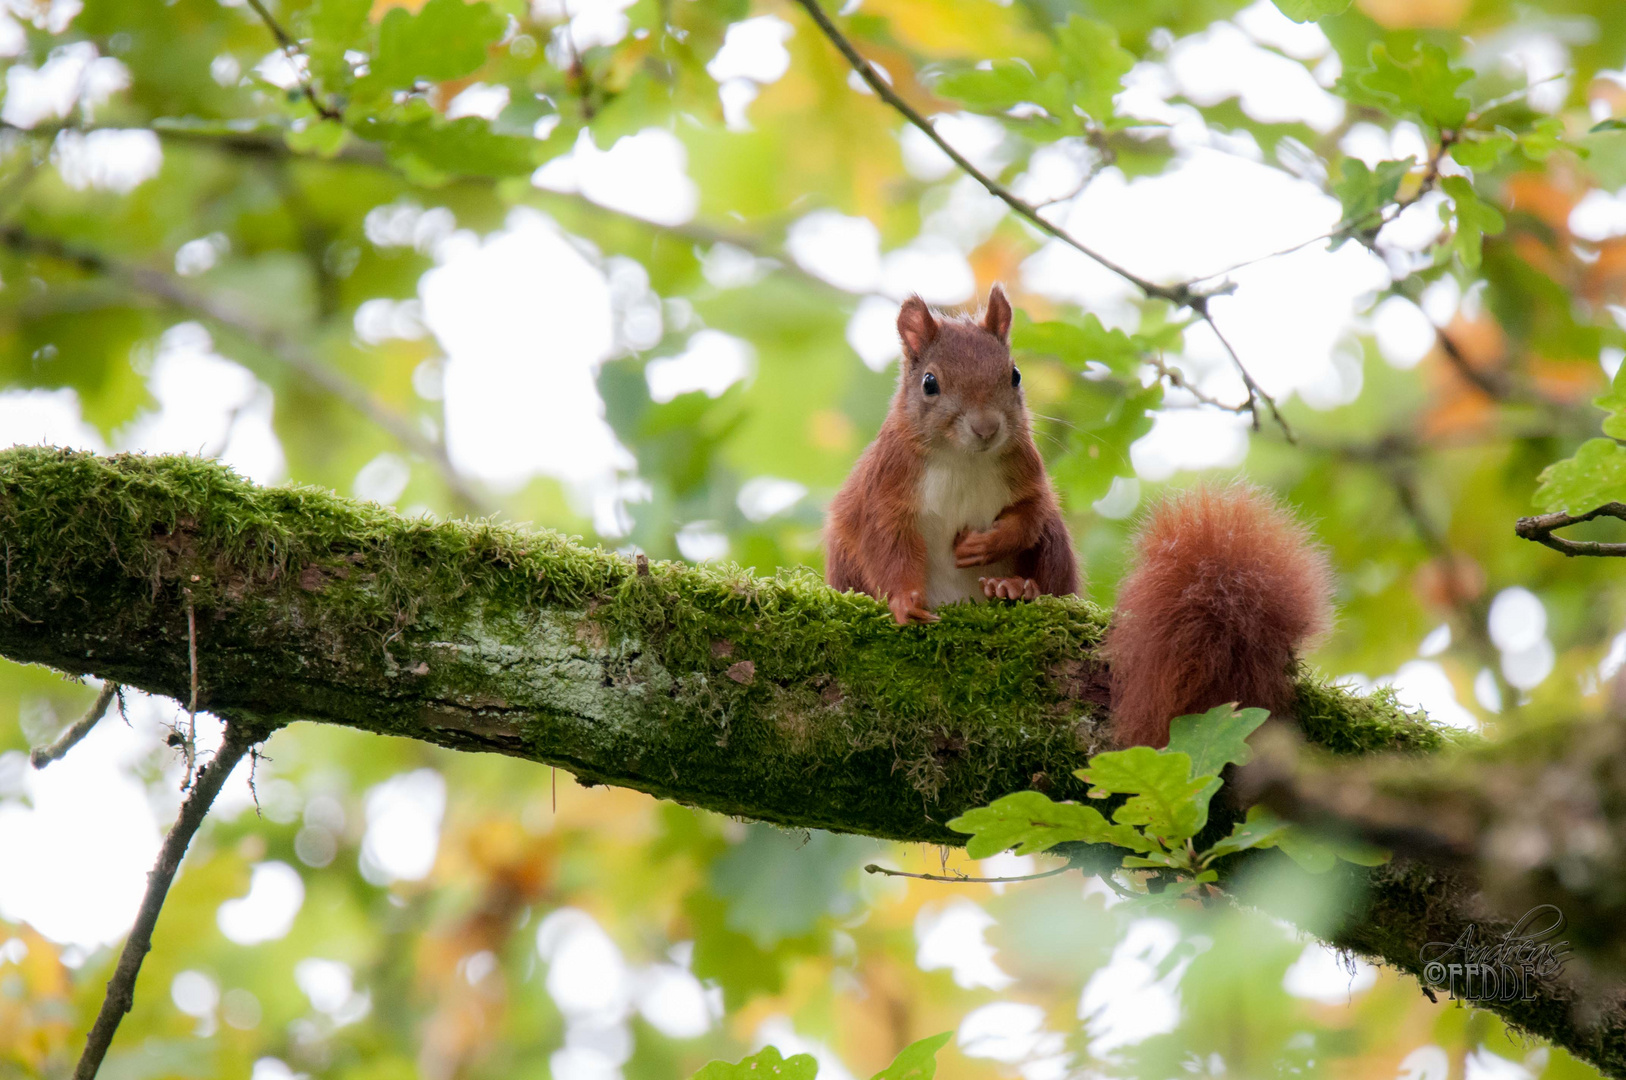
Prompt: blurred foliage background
<box><xmin>4</xmin><ymin>0</ymin><xmax>1626</xmax><ymax>1074</ymax></box>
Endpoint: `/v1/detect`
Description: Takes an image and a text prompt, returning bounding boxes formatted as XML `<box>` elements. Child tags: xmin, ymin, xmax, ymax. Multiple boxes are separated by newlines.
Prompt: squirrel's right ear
<box><xmin>983</xmin><ymin>283</ymin><xmax>1012</xmax><ymax>341</ymax></box>
<box><xmin>897</xmin><ymin>296</ymin><xmax>938</xmax><ymax>362</ymax></box>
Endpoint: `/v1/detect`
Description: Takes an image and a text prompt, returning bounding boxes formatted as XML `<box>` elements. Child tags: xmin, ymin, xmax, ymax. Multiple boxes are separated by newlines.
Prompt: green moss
<box><xmin>0</xmin><ymin>447</ymin><xmax>1449</xmax><ymax>844</ymax></box>
<box><xmin>1293</xmin><ymin>675</ymin><xmax>1450</xmax><ymax>756</ymax></box>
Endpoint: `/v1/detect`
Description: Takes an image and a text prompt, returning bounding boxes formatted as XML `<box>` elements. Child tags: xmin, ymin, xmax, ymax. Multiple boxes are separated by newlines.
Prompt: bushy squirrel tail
<box><xmin>1103</xmin><ymin>482</ymin><xmax>1334</xmax><ymax>748</ymax></box>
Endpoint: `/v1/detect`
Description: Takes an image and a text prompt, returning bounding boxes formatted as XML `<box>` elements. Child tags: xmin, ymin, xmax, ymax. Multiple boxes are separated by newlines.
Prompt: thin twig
<box><xmin>184</xmin><ymin>599</ymin><xmax>199</xmax><ymax>789</ymax></box>
<box><xmin>1149</xmin><ymin>354</ymin><xmax>1249</xmax><ymax>414</ymax></box>
<box><xmin>1099</xmin><ymin>873</ymin><xmax>1139</xmax><ymax>900</ymax></box>
<box><xmin>241</xmin><ymin>0</ymin><xmax>342</xmax><ymax>121</ymax></box>
<box><xmin>1194</xmin><ymin>133</ymin><xmax>1456</xmax><ymax>286</ymax></box>
<box><xmin>1196</xmin><ymin>300</ymin><xmax>1291</xmax><ymax>438</ymax></box>
<box><xmin>72</xmin><ymin>723</ymin><xmax>255</xmax><ymax>1080</ymax></box>
<box><xmin>1188</xmin><ymin>222</ymin><xmax>1362</xmax><ymax>283</ymax></box>
<box><xmin>1434</xmin><ymin>326</ymin><xmax>1510</xmax><ymax>401</ymax></box>
<box><xmin>0</xmin><ymin>224</ymin><xmax>490</xmax><ymax>516</ymax></box>
<box><xmin>30</xmin><ymin>681</ymin><xmax>118</xmax><ymax>769</ymax></box>
<box><xmin>1516</xmin><ymin>503</ymin><xmax>1626</xmax><ymax>557</ymax></box>
<box><xmin>864</xmin><ymin>861</ymin><xmax>1073</xmax><ymax>884</ymax></box>
<box><xmin>1465</xmin><ymin>71</ymin><xmax>1569</xmax><ymax>124</ymax></box>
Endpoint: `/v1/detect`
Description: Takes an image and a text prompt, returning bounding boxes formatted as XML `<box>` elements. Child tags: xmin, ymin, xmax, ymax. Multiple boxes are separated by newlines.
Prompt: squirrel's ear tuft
<box><xmin>983</xmin><ymin>283</ymin><xmax>1012</xmax><ymax>341</ymax></box>
<box><xmin>897</xmin><ymin>295</ymin><xmax>938</xmax><ymax>361</ymax></box>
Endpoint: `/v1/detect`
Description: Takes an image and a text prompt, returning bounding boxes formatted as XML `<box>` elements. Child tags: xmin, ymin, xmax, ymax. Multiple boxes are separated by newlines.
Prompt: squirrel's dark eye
<box><xmin>1011</xmin><ymin>366</ymin><xmax>1021</xmax><ymax>388</ymax></box>
<box><xmin>922</xmin><ymin>372</ymin><xmax>940</xmax><ymax>396</ymax></box>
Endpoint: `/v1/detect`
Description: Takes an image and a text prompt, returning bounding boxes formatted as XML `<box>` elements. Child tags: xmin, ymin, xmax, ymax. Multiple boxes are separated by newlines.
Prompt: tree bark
<box><xmin>2</xmin><ymin>447</ymin><xmax>1622</xmax><ymax>1075</ymax></box>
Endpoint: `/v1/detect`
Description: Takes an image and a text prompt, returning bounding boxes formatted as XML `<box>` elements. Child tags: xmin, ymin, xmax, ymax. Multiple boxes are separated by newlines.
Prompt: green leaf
<box><xmin>1332</xmin><ymin>837</ymin><xmax>1392</xmax><ymax>866</ymax></box>
<box><xmin>367</xmin><ymin>0</ymin><xmax>505</xmax><ymax>91</ymax></box>
<box><xmin>1439</xmin><ymin>176</ymin><xmax>1505</xmax><ymax>270</ymax></box>
<box><xmin>1578</xmin><ymin>130</ymin><xmax>1626</xmax><ymax>188</ymax></box>
<box><xmin>1274</xmin><ymin>828</ymin><xmax>1338</xmax><ymax>874</ymax></box>
<box><xmin>1534</xmin><ymin>438</ymin><xmax>1626</xmax><ymax>513</ymax></box>
<box><xmin>1055</xmin><ymin>16</ymin><xmax>1134</xmax><ymax>122</ymax></box>
<box><xmin>301</xmin><ymin>0</ymin><xmax>373</xmax><ymax>90</ymax></box>
<box><xmin>710</xmin><ymin>827</ymin><xmax>868</xmax><ymax>948</ymax></box>
<box><xmin>1166</xmin><ymin>705</ymin><xmax>1271</xmax><ymax>779</ymax></box>
<box><xmin>1204</xmin><ymin>806</ymin><xmax>1292</xmax><ymax>861</ymax></box>
<box><xmin>1597</xmin><ymin>365</ymin><xmax>1626</xmax><ymax>440</ymax></box>
<box><xmin>1123</xmin><ymin>851</ymin><xmax>1184</xmax><ymax>869</ymax></box>
<box><xmin>869</xmin><ymin>1033</ymin><xmax>953</xmax><ymax>1080</ymax></box>
<box><xmin>947</xmin><ymin>790</ymin><xmax>1154</xmax><ymax>857</ymax></box>
<box><xmin>1273</xmin><ymin>827</ymin><xmax>1391</xmax><ymax>874</ymax></box>
<box><xmin>1013</xmin><ymin>314</ymin><xmax>1142</xmax><ymax>376</ymax></box>
<box><xmin>1518</xmin><ymin>116</ymin><xmax>1564</xmax><ymax>162</ymax></box>
<box><xmin>1078</xmin><ymin>748</ymin><xmax>1213</xmax><ymax>843</ymax></box>
<box><xmin>1270</xmin><ymin>0</ymin><xmax>1352</xmax><ymax>22</ymax></box>
<box><xmin>1449</xmin><ymin>134</ymin><xmax>1514</xmax><ymax>171</ymax></box>
<box><xmin>1332</xmin><ymin>157</ymin><xmax>1411</xmax><ymax>235</ymax></box>
<box><xmin>1347</xmin><ymin>42</ymin><xmax>1471</xmax><ymax>131</ymax></box>
<box><xmin>935</xmin><ymin>61</ymin><xmax>1041</xmax><ymax>113</ymax></box>
<box><xmin>284</xmin><ymin>119</ymin><xmax>349</xmax><ymax>157</ymax></box>
<box><xmin>693</xmin><ymin>1046</ymin><xmax>820</xmax><ymax>1080</ymax></box>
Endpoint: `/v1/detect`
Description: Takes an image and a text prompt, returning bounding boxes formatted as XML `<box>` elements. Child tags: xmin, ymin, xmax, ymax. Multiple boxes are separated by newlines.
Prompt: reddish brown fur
<box><xmin>826</xmin><ymin>284</ymin><xmax>1080</xmax><ymax>624</ymax></box>
<box><xmin>1103</xmin><ymin>482</ymin><xmax>1333</xmax><ymax>747</ymax></box>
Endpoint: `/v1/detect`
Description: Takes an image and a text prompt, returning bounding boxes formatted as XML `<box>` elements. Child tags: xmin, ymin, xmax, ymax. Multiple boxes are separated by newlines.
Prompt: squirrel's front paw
<box><xmin>887</xmin><ymin>589</ymin><xmax>938</xmax><ymax>625</ymax></box>
<box><xmin>953</xmin><ymin>528</ymin><xmax>1003</xmax><ymax>567</ymax></box>
<box><xmin>980</xmin><ymin>576</ymin><xmax>1039</xmax><ymax>601</ymax></box>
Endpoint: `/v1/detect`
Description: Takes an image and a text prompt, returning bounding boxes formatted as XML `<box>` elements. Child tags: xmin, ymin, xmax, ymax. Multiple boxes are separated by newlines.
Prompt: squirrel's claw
<box><xmin>953</xmin><ymin>527</ymin><xmax>1001</xmax><ymax>568</ymax></box>
<box><xmin>888</xmin><ymin>590</ymin><xmax>938</xmax><ymax>625</ymax></box>
<box><xmin>980</xmin><ymin>576</ymin><xmax>1039</xmax><ymax>601</ymax></box>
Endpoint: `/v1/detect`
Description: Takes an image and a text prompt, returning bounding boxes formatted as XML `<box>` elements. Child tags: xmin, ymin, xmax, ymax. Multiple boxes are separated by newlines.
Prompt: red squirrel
<box><xmin>825</xmin><ymin>284</ymin><xmax>1079</xmax><ymax>625</ymax></box>
<box><xmin>1103</xmin><ymin>482</ymin><xmax>1334</xmax><ymax>748</ymax></box>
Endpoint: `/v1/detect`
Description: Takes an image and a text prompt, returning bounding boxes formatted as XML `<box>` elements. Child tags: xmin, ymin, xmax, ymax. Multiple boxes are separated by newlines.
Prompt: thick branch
<box><xmin>10</xmin><ymin>448</ymin><xmax>1626</xmax><ymax>1071</ymax></box>
<box><xmin>0</xmin><ymin>447</ymin><xmax>1433</xmax><ymax>838</ymax></box>
<box><xmin>73</xmin><ymin>722</ymin><xmax>254</xmax><ymax>1079</ymax></box>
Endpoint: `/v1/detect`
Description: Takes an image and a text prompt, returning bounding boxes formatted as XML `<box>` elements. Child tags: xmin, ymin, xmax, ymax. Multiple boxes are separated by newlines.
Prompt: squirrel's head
<box><xmin>895</xmin><ymin>283</ymin><xmax>1025</xmax><ymax>455</ymax></box>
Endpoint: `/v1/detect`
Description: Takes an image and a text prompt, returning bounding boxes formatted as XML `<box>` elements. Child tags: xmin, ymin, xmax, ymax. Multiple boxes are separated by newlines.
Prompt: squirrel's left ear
<box><xmin>983</xmin><ymin>283</ymin><xmax>1012</xmax><ymax>341</ymax></box>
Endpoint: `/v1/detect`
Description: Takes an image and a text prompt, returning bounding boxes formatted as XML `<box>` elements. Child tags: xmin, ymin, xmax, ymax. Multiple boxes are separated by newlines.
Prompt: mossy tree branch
<box><xmin>4</xmin><ymin>448</ymin><xmax>1626</xmax><ymax>1074</ymax></box>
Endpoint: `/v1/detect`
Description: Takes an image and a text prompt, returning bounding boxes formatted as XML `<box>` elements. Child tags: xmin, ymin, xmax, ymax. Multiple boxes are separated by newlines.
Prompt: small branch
<box><xmin>864</xmin><ymin>862</ymin><xmax>1073</xmax><ymax>884</ymax></box>
<box><xmin>0</xmin><ymin>224</ymin><xmax>490</xmax><ymax>516</ymax></box>
<box><xmin>72</xmin><ymin>722</ymin><xmax>255</xmax><ymax>1080</ymax></box>
<box><xmin>788</xmin><ymin>0</ymin><xmax>1173</xmax><ymax>302</ymax></box>
<box><xmin>241</xmin><ymin>0</ymin><xmax>342</xmax><ymax>121</ymax></box>
<box><xmin>29</xmin><ymin>681</ymin><xmax>118</xmax><ymax>768</ymax></box>
<box><xmin>1433</xmin><ymin>325</ymin><xmax>1509</xmax><ymax>400</ymax></box>
<box><xmin>787</xmin><ymin>0</ymin><xmax>1290</xmax><ymax>437</ymax></box>
<box><xmin>1516</xmin><ymin>503</ymin><xmax>1626</xmax><ymax>557</ymax></box>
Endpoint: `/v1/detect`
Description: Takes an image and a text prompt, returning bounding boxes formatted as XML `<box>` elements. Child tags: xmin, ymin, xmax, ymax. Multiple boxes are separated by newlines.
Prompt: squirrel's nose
<box><xmin>969</xmin><ymin>415</ymin><xmax>1002</xmax><ymax>443</ymax></box>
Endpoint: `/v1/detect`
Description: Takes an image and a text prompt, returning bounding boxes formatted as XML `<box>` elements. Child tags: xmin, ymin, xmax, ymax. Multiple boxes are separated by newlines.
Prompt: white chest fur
<box><xmin>917</xmin><ymin>451</ymin><xmax>1015</xmax><ymax>607</ymax></box>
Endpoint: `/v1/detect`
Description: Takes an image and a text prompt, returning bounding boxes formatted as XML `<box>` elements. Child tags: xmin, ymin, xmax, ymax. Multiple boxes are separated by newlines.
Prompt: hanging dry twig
<box><xmin>183</xmin><ymin>598</ymin><xmax>199</xmax><ymax>788</ymax></box>
<box><xmin>29</xmin><ymin>681</ymin><xmax>119</xmax><ymax>768</ymax></box>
